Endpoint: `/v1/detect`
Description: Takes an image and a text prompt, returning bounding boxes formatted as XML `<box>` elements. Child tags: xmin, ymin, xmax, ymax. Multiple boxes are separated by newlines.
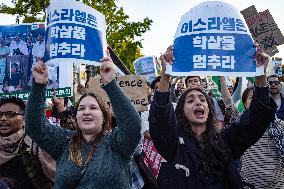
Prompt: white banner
<box><xmin>45</xmin><ymin>0</ymin><xmax>107</xmax><ymax>66</ymax></box>
<box><xmin>167</xmin><ymin>1</ymin><xmax>263</xmax><ymax>77</ymax></box>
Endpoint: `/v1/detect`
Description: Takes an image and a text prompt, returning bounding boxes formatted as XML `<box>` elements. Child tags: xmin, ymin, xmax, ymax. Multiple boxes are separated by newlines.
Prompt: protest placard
<box><xmin>133</xmin><ymin>56</ymin><xmax>157</xmax><ymax>84</ymax></box>
<box><xmin>0</xmin><ymin>23</ymin><xmax>73</xmax><ymax>98</ymax></box>
<box><xmin>0</xmin><ymin>87</ymin><xmax>72</xmax><ymax>100</ymax></box>
<box><xmin>87</xmin><ymin>75</ymin><xmax>148</xmax><ymax>112</ymax></box>
<box><xmin>46</xmin><ymin>109</ymin><xmax>60</xmax><ymax>127</ymax></box>
<box><xmin>271</xmin><ymin>57</ymin><xmax>282</xmax><ymax>77</ymax></box>
<box><xmin>208</xmin><ymin>76</ymin><xmax>222</xmax><ymax>100</ymax></box>
<box><xmin>241</xmin><ymin>5</ymin><xmax>284</xmax><ymax>56</ymax></box>
<box><xmin>167</xmin><ymin>1</ymin><xmax>262</xmax><ymax>77</ymax></box>
<box><xmin>143</xmin><ymin>138</ymin><xmax>163</xmax><ymax>178</ymax></box>
<box><xmin>44</xmin><ymin>0</ymin><xmax>107</xmax><ymax>66</ymax></box>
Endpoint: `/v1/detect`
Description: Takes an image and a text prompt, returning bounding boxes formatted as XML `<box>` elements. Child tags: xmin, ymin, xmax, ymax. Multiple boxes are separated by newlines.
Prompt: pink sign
<box><xmin>45</xmin><ymin>109</ymin><xmax>60</xmax><ymax>126</ymax></box>
<box><xmin>143</xmin><ymin>138</ymin><xmax>162</xmax><ymax>177</ymax></box>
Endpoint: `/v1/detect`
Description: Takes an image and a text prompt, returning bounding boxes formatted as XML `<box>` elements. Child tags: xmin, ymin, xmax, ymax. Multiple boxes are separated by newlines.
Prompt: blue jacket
<box><xmin>149</xmin><ymin>86</ymin><xmax>276</xmax><ymax>189</ymax></box>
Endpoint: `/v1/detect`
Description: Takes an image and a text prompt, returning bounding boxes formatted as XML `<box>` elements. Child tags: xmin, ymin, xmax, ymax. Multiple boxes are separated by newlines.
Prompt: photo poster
<box><xmin>167</xmin><ymin>1</ymin><xmax>263</xmax><ymax>77</ymax></box>
<box><xmin>133</xmin><ymin>56</ymin><xmax>157</xmax><ymax>84</ymax></box>
<box><xmin>241</xmin><ymin>5</ymin><xmax>284</xmax><ymax>56</ymax></box>
<box><xmin>207</xmin><ymin>76</ymin><xmax>222</xmax><ymax>100</ymax></box>
<box><xmin>0</xmin><ymin>23</ymin><xmax>72</xmax><ymax>100</ymax></box>
<box><xmin>271</xmin><ymin>57</ymin><xmax>282</xmax><ymax>77</ymax></box>
<box><xmin>44</xmin><ymin>0</ymin><xmax>107</xmax><ymax>66</ymax></box>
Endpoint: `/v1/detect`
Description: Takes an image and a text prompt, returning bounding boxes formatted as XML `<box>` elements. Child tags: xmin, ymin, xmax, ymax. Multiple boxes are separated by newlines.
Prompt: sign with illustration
<box><xmin>241</xmin><ymin>5</ymin><xmax>284</xmax><ymax>56</ymax></box>
<box><xmin>133</xmin><ymin>56</ymin><xmax>157</xmax><ymax>84</ymax></box>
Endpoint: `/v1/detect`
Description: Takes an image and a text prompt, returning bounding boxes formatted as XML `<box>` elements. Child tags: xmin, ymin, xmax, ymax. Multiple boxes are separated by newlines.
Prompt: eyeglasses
<box><xmin>268</xmin><ymin>81</ymin><xmax>280</xmax><ymax>86</ymax></box>
<box><xmin>0</xmin><ymin>111</ymin><xmax>24</xmax><ymax>118</ymax></box>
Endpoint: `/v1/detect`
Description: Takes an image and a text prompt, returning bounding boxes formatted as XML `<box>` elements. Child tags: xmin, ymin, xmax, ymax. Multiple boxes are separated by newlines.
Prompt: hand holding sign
<box><xmin>100</xmin><ymin>57</ymin><xmax>116</xmax><ymax>84</ymax></box>
<box><xmin>158</xmin><ymin>46</ymin><xmax>174</xmax><ymax>92</ymax></box>
<box><xmin>254</xmin><ymin>44</ymin><xmax>270</xmax><ymax>87</ymax></box>
<box><xmin>255</xmin><ymin>44</ymin><xmax>270</xmax><ymax>73</ymax></box>
<box><xmin>32</xmin><ymin>61</ymin><xmax>49</xmax><ymax>84</ymax></box>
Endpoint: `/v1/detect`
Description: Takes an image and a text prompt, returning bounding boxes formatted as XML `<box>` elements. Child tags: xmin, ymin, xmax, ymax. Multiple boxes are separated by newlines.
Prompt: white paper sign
<box><xmin>167</xmin><ymin>1</ymin><xmax>263</xmax><ymax>77</ymax></box>
<box><xmin>44</xmin><ymin>0</ymin><xmax>107</xmax><ymax>66</ymax></box>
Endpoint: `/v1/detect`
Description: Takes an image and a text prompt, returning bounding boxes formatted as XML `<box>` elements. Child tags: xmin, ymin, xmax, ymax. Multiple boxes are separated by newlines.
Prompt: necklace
<box><xmin>80</xmin><ymin>135</ymin><xmax>102</xmax><ymax>176</ymax></box>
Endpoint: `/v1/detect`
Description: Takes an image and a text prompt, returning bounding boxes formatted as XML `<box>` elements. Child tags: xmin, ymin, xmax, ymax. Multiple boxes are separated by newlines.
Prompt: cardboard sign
<box><xmin>143</xmin><ymin>138</ymin><xmax>163</xmax><ymax>178</ymax></box>
<box><xmin>241</xmin><ymin>5</ymin><xmax>284</xmax><ymax>56</ymax></box>
<box><xmin>45</xmin><ymin>0</ymin><xmax>107</xmax><ymax>66</ymax></box>
<box><xmin>168</xmin><ymin>1</ymin><xmax>261</xmax><ymax>77</ymax></box>
<box><xmin>87</xmin><ymin>75</ymin><xmax>148</xmax><ymax>112</ymax></box>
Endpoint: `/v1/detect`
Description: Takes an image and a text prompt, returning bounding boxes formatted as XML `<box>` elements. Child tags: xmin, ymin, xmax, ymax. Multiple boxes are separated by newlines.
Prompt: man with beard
<box><xmin>268</xmin><ymin>75</ymin><xmax>284</xmax><ymax>119</ymax></box>
<box><xmin>0</xmin><ymin>97</ymin><xmax>53</xmax><ymax>189</ymax></box>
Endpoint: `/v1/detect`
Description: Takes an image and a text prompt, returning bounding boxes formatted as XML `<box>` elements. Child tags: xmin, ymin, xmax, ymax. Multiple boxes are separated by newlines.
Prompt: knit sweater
<box><xmin>25</xmin><ymin>80</ymin><xmax>142</xmax><ymax>189</ymax></box>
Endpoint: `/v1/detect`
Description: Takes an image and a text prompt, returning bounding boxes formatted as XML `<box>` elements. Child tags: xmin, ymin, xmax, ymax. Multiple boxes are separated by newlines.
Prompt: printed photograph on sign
<box><xmin>0</xmin><ymin>24</ymin><xmax>72</xmax><ymax>99</ymax></box>
<box><xmin>167</xmin><ymin>1</ymin><xmax>262</xmax><ymax>77</ymax></box>
<box><xmin>271</xmin><ymin>57</ymin><xmax>282</xmax><ymax>77</ymax></box>
<box><xmin>44</xmin><ymin>0</ymin><xmax>107</xmax><ymax>66</ymax></box>
<box><xmin>133</xmin><ymin>56</ymin><xmax>158</xmax><ymax>84</ymax></box>
<box><xmin>0</xmin><ymin>24</ymin><xmax>43</xmax><ymax>93</ymax></box>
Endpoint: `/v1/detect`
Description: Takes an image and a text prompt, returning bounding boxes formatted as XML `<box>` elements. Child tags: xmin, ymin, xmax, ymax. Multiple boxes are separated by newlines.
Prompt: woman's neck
<box><xmin>82</xmin><ymin>133</ymin><xmax>96</xmax><ymax>143</ymax></box>
<box><xmin>191</xmin><ymin>124</ymin><xmax>206</xmax><ymax>139</ymax></box>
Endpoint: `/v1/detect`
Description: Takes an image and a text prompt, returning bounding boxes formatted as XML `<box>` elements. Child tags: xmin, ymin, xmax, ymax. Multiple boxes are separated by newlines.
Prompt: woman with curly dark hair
<box><xmin>149</xmin><ymin>46</ymin><xmax>276</xmax><ymax>189</ymax></box>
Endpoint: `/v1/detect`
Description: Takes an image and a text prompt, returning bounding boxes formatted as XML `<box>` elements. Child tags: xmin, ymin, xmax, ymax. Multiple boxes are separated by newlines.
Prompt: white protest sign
<box><xmin>44</xmin><ymin>0</ymin><xmax>107</xmax><ymax>66</ymax></box>
<box><xmin>167</xmin><ymin>1</ymin><xmax>262</xmax><ymax>77</ymax></box>
<box><xmin>87</xmin><ymin>75</ymin><xmax>148</xmax><ymax>112</ymax></box>
<box><xmin>133</xmin><ymin>56</ymin><xmax>157</xmax><ymax>84</ymax></box>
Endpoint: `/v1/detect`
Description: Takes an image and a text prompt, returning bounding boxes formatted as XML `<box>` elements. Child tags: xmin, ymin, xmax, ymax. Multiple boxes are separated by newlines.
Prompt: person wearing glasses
<box><xmin>267</xmin><ymin>75</ymin><xmax>284</xmax><ymax>120</ymax></box>
<box><xmin>0</xmin><ymin>97</ymin><xmax>53</xmax><ymax>189</ymax></box>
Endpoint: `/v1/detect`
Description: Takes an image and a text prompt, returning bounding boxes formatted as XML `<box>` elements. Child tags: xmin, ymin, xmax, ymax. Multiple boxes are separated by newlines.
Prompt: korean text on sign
<box><xmin>180</xmin><ymin>17</ymin><xmax>247</xmax><ymax>33</ymax></box>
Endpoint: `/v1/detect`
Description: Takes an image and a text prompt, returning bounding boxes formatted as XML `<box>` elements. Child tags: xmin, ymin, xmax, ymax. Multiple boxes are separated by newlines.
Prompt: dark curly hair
<box><xmin>175</xmin><ymin>88</ymin><xmax>229</xmax><ymax>178</ymax></box>
<box><xmin>242</xmin><ymin>86</ymin><xmax>254</xmax><ymax>110</ymax></box>
<box><xmin>0</xmin><ymin>96</ymin><xmax>25</xmax><ymax>113</ymax></box>
<box><xmin>69</xmin><ymin>92</ymin><xmax>112</xmax><ymax>166</ymax></box>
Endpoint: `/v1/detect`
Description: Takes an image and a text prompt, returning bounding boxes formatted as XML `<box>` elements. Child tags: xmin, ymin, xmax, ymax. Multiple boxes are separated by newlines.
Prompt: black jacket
<box><xmin>149</xmin><ymin>86</ymin><xmax>276</xmax><ymax>189</ymax></box>
<box><xmin>0</xmin><ymin>142</ymin><xmax>53</xmax><ymax>189</ymax></box>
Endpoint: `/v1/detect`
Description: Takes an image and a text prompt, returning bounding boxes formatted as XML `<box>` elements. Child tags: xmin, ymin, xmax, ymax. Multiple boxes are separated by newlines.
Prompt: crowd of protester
<box><xmin>1</xmin><ymin>40</ymin><xmax>284</xmax><ymax>189</ymax></box>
